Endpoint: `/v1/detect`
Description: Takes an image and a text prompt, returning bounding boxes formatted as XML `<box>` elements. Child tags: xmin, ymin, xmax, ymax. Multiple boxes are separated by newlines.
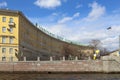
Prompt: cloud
<box><xmin>112</xmin><ymin>8</ymin><xmax>120</xmax><ymax>13</ymax></box>
<box><xmin>102</xmin><ymin>37</ymin><xmax>118</xmax><ymax>45</ymax></box>
<box><xmin>73</xmin><ymin>12</ymin><xmax>80</xmax><ymax>17</ymax></box>
<box><xmin>52</xmin><ymin>12</ymin><xmax>58</xmax><ymax>16</ymax></box>
<box><xmin>29</xmin><ymin>2</ymin><xmax>120</xmax><ymax>51</ymax></box>
<box><xmin>0</xmin><ymin>1</ymin><xmax>7</xmax><ymax>8</ymax></box>
<box><xmin>34</xmin><ymin>0</ymin><xmax>61</xmax><ymax>9</ymax></box>
<box><xmin>76</xmin><ymin>4</ymin><xmax>82</xmax><ymax>9</ymax></box>
<box><xmin>58</xmin><ymin>17</ymin><xmax>72</xmax><ymax>24</ymax></box>
<box><xmin>84</xmin><ymin>2</ymin><xmax>105</xmax><ymax>21</ymax></box>
<box><xmin>29</xmin><ymin>13</ymin><xmax>120</xmax><ymax>50</ymax></box>
<box><xmin>58</xmin><ymin>12</ymin><xmax>80</xmax><ymax>23</ymax></box>
<box><xmin>102</xmin><ymin>36</ymin><xmax>118</xmax><ymax>50</ymax></box>
<box><xmin>28</xmin><ymin>12</ymin><xmax>59</xmax><ymax>25</ymax></box>
<box><xmin>45</xmin><ymin>24</ymin><xmax>71</xmax><ymax>36</ymax></box>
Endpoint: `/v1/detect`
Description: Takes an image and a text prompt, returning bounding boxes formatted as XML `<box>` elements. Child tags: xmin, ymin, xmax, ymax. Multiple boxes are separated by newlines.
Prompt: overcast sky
<box><xmin>1</xmin><ymin>0</ymin><xmax>120</xmax><ymax>51</ymax></box>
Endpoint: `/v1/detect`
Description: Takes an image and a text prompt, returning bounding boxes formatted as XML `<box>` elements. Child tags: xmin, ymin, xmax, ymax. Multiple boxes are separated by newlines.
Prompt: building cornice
<box><xmin>0</xmin><ymin>9</ymin><xmax>91</xmax><ymax>48</ymax></box>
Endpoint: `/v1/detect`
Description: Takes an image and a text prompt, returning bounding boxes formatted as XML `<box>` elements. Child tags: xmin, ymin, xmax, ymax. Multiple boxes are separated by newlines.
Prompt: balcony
<box><xmin>8</xmin><ymin>22</ymin><xmax>15</xmax><ymax>27</ymax></box>
<box><xmin>0</xmin><ymin>35</ymin><xmax>15</xmax><ymax>38</ymax></box>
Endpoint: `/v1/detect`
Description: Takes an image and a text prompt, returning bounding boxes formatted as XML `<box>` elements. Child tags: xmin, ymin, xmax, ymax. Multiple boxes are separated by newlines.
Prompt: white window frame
<box><xmin>2</xmin><ymin>57</ymin><xmax>6</xmax><ymax>61</ymax></box>
<box><xmin>9</xmin><ymin>37</ymin><xmax>14</xmax><ymax>44</ymax></box>
<box><xmin>9</xmin><ymin>48</ymin><xmax>13</xmax><ymax>54</ymax></box>
<box><xmin>2</xmin><ymin>17</ymin><xmax>6</xmax><ymax>22</ymax></box>
<box><xmin>9</xmin><ymin>56</ymin><xmax>13</xmax><ymax>61</ymax></box>
<box><xmin>2</xmin><ymin>36</ymin><xmax>6</xmax><ymax>43</ymax></box>
<box><xmin>2</xmin><ymin>27</ymin><xmax>6</xmax><ymax>33</ymax></box>
<box><xmin>9</xmin><ymin>18</ymin><xmax>13</xmax><ymax>23</ymax></box>
<box><xmin>2</xmin><ymin>48</ymin><xmax>6</xmax><ymax>53</ymax></box>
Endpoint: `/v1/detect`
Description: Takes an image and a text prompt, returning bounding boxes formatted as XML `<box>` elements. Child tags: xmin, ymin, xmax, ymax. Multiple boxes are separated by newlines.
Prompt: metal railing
<box><xmin>36</xmin><ymin>25</ymin><xmax>87</xmax><ymax>46</ymax></box>
<box><xmin>0</xmin><ymin>56</ymin><xmax>92</xmax><ymax>62</ymax></box>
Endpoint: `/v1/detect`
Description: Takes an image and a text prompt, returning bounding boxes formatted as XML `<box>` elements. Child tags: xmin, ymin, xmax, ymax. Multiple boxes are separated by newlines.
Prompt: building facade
<box><xmin>0</xmin><ymin>9</ymin><xmax>94</xmax><ymax>61</ymax></box>
<box><xmin>0</xmin><ymin>10</ymin><xmax>19</xmax><ymax>61</ymax></box>
<box><xmin>109</xmin><ymin>50</ymin><xmax>119</xmax><ymax>57</ymax></box>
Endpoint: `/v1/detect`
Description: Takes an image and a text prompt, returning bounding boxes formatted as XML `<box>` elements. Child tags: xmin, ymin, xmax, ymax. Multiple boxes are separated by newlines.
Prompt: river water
<box><xmin>0</xmin><ymin>73</ymin><xmax>120</xmax><ymax>80</ymax></box>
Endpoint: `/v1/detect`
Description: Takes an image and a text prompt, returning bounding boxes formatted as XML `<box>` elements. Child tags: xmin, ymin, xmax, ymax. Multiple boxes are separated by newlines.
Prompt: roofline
<box><xmin>0</xmin><ymin>9</ymin><xmax>91</xmax><ymax>48</ymax></box>
<box><xmin>109</xmin><ymin>49</ymin><xmax>119</xmax><ymax>53</ymax></box>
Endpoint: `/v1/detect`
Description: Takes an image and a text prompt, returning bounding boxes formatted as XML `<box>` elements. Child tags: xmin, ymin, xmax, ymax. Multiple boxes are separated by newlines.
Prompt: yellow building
<box><xmin>0</xmin><ymin>9</ymin><xmax>19</xmax><ymax>61</ymax></box>
<box><xmin>0</xmin><ymin>9</ymin><xmax>94</xmax><ymax>61</ymax></box>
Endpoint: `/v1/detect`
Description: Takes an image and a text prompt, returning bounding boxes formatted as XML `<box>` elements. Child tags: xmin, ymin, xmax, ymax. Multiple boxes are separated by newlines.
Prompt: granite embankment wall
<box><xmin>0</xmin><ymin>57</ymin><xmax>120</xmax><ymax>73</ymax></box>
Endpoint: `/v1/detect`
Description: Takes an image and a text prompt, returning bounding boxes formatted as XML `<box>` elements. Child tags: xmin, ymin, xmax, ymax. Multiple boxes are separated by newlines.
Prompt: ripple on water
<box><xmin>0</xmin><ymin>73</ymin><xmax>120</xmax><ymax>80</ymax></box>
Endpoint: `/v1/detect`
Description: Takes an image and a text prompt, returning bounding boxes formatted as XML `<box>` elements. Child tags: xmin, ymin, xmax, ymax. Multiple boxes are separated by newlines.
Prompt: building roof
<box><xmin>0</xmin><ymin>9</ymin><xmax>91</xmax><ymax>47</ymax></box>
<box><xmin>109</xmin><ymin>49</ymin><xmax>119</xmax><ymax>53</ymax></box>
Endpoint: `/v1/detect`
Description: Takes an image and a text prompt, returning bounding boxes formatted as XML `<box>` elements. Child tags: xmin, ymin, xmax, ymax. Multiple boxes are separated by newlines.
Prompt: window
<box><xmin>2</xmin><ymin>57</ymin><xmax>6</xmax><ymax>61</ymax></box>
<box><xmin>9</xmin><ymin>48</ymin><xmax>13</xmax><ymax>54</ymax></box>
<box><xmin>2</xmin><ymin>17</ymin><xmax>6</xmax><ymax>22</ymax></box>
<box><xmin>9</xmin><ymin>27</ymin><xmax>13</xmax><ymax>33</ymax></box>
<box><xmin>9</xmin><ymin>57</ymin><xmax>13</xmax><ymax>61</ymax></box>
<box><xmin>2</xmin><ymin>27</ymin><xmax>6</xmax><ymax>32</ymax></box>
<box><xmin>2</xmin><ymin>36</ymin><xmax>6</xmax><ymax>43</ymax></box>
<box><xmin>9</xmin><ymin>18</ymin><xmax>13</xmax><ymax>23</ymax></box>
<box><xmin>9</xmin><ymin>37</ymin><xmax>14</xmax><ymax>44</ymax></box>
<box><xmin>2</xmin><ymin>48</ymin><xmax>6</xmax><ymax>53</ymax></box>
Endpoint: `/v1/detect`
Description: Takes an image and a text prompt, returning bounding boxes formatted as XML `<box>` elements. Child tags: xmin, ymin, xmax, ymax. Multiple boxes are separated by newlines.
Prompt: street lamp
<box><xmin>119</xmin><ymin>35</ymin><xmax>120</xmax><ymax>55</ymax></box>
<box><xmin>107</xmin><ymin>27</ymin><xmax>120</xmax><ymax>56</ymax></box>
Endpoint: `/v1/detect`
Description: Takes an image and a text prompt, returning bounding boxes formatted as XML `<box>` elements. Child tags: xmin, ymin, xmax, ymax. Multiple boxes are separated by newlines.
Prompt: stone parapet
<box><xmin>0</xmin><ymin>60</ymin><xmax>120</xmax><ymax>73</ymax></box>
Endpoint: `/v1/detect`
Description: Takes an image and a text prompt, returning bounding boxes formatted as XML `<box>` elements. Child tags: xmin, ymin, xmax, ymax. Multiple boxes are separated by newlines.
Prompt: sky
<box><xmin>0</xmin><ymin>0</ymin><xmax>120</xmax><ymax>51</ymax></box>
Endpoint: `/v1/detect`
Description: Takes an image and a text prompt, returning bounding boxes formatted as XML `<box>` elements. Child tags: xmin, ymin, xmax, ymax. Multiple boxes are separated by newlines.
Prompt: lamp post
<box><xmin>119</xmin><ymin>35</ymin><xmax>120</xmax><ymax>56</ymax></box>
<box><xmin>107</xmin><ymin>27</ymin><xmax>120</xmax><ymax>56</ymax></box>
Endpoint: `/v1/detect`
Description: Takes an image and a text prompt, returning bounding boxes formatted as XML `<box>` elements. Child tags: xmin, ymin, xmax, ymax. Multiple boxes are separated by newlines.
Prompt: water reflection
<box><xmin>0</xmin><ymin>73</ymin><xmax>120</xmax><ymax>80</ymax></box>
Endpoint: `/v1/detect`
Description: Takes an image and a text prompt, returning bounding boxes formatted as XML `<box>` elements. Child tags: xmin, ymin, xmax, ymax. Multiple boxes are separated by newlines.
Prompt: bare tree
<box><xmin>62</xmin><ymin>44</ymin><xmax>74</xmax><ymax>59</ymax></box>
<box><xmin>89</xmin><ymin>39</ymin><xmax>110</xmax><ymax>57</ymax></box>
<box><xmin>99</xmin><ymin>47</ymin><xmax>110</xmax><ymax>56</ymax></box>
<box><xmin>89</xmin><ymin>39</ymin><xmax>101</xmax><ymax>49</ymax></box>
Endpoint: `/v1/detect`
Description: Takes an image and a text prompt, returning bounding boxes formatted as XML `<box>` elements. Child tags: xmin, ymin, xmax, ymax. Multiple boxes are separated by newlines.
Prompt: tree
<box><xmin>62</xmin><ymin>44</ymin><xmax>74</xmax><ymax>59</ymax></box>
<box><xmin>89</xmin><ymin>39</ymin><xmax>101</xmax><ymax>49</ymax></box>
<box><xmin>99</xmin><ymin>47</ymin><xmax>110</xmax><ymax>56</ymax></box>
<box><xmin>89</xmin><ymin>39</ymin><xmax>110</xmax><ymax>57</ymax></box>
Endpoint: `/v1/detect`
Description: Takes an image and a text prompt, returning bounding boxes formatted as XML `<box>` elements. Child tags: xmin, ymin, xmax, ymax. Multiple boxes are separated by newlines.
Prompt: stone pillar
<box><xmin>63</xmin><ymin>56</ymin><xmax>65</xmax><ymax>61</ymax></box>
<box><xmin>50</xmin><ymin>56</ymin><xmax>53</xmax><ymax>61</ymax></box>
<box><xmin>24</xmin><ymin>57</ymin><xmax>26</xmax><ymax>61</ymax></box>
<box><xmin>37</xmin><ymin>57</ymin><xmax>40</xmax><ymax>61</ymax></box>
<box><xmin>75</xmin><ymin>56</ymin><xmax>78</xmax><ymax>61</ymax></box>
